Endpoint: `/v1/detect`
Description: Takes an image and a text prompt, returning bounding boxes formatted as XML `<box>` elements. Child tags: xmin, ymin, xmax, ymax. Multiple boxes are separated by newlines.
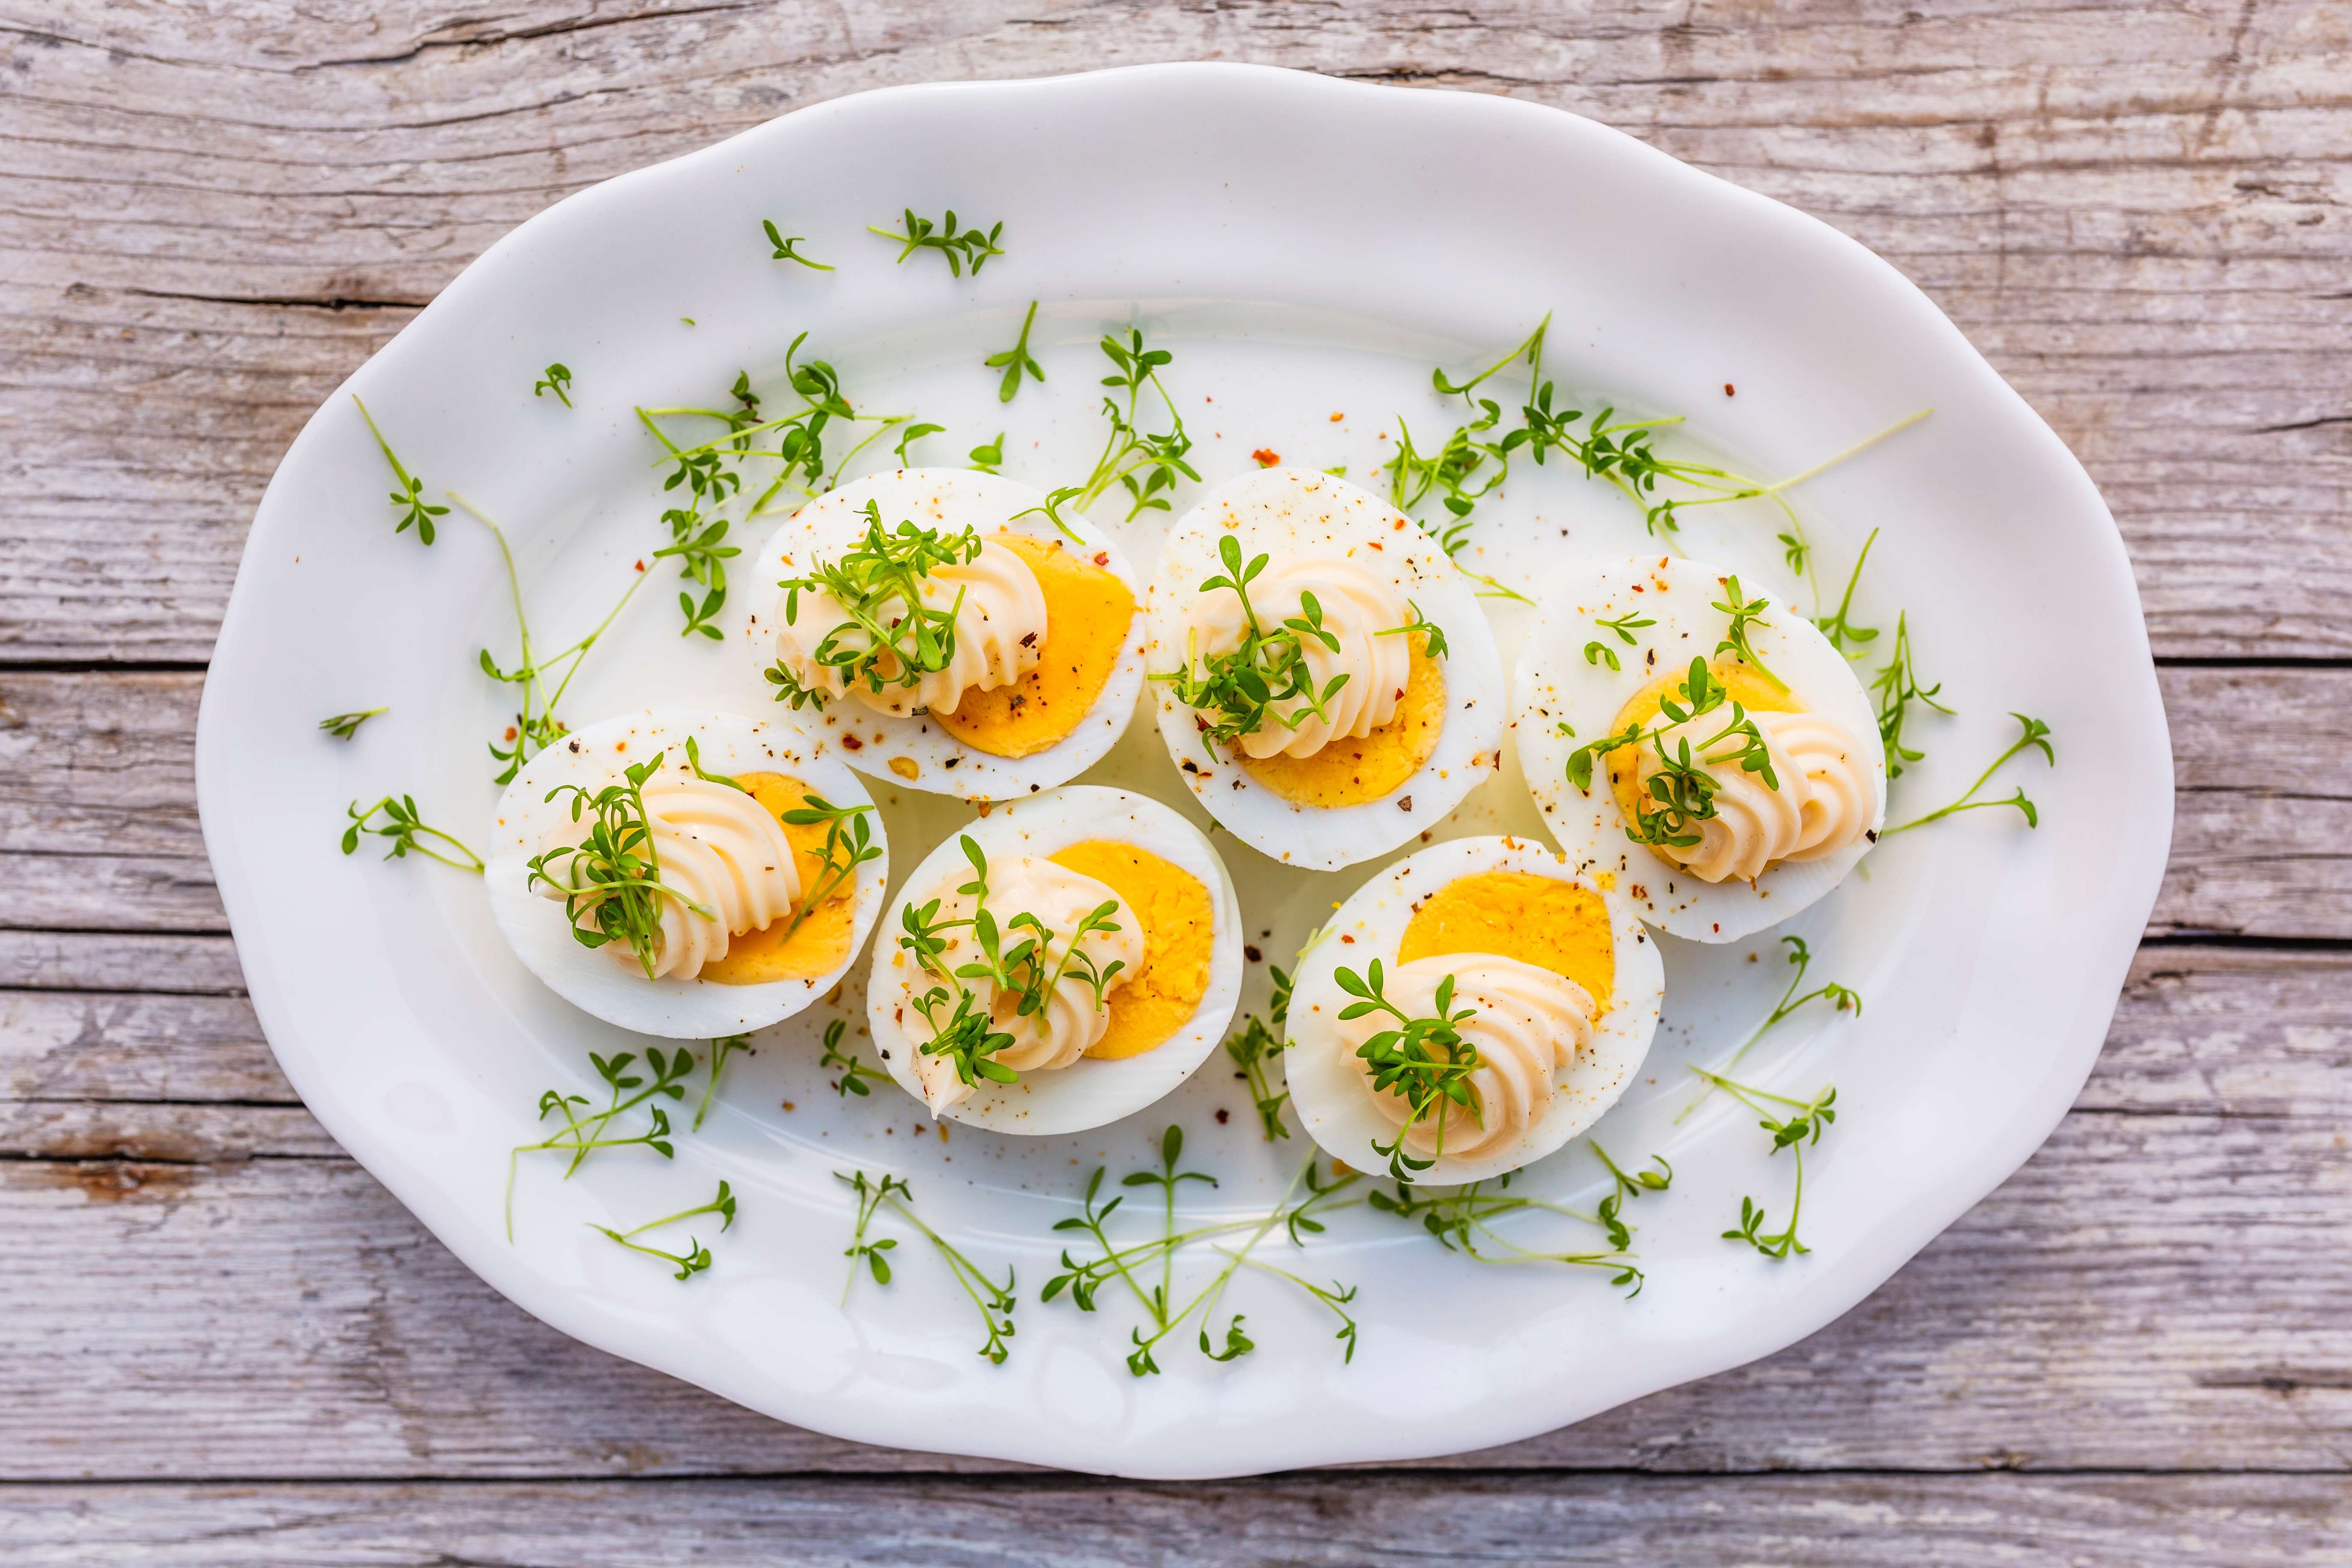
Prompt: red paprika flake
<box><xmin>1251</xmin><ymin>447</ymin><xmax>1280</xmax><ymax>467</ymax></box>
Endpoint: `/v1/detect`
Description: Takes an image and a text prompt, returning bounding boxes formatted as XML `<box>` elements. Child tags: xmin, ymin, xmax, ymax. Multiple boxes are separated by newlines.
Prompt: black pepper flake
<box><xmin>1397</xmin><ymin>796</ymin><xmax>1413</xmax><ymax>812</ymax></box>
<box><xmin>1244</xmin><ymin>945</ymin><xmax>1263</xmax><ymax>963</ymax></box>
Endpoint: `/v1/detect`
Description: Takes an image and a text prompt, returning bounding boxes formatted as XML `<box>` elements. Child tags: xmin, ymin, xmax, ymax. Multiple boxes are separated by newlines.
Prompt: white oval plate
<box><xmin>196</xmin><ymin>63</ymin><xmax>2171</xmax><ymax>1478</ymax></box>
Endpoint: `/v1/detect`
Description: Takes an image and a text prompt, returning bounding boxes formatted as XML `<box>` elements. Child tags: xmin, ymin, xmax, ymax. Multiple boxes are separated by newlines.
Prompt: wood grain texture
<box><xmin>3</xmin><ymin>1</ymin><xmax>2349</xmax><ymax>661</ymax></box>
<box><xmin>5</xmin><ymin>1473</ymin><xmax>2349</xmax><ymax>1567</ymax></box>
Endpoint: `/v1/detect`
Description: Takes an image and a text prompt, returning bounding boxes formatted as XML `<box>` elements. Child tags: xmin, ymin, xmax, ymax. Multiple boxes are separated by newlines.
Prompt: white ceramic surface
<box><xmin>195</xmin><ymin>63</ymin><xmax>2171</xmax><ymax>1477</ymax></box>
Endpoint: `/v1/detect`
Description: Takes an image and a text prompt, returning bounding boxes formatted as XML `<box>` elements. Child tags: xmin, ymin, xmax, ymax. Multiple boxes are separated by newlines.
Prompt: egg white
<box><xmin>486</xmin><ymin>708</ymin><xmax>888</xmax><ymax>1038</ymax></box>
<box><xmin>1285</xmin><ymin>835</ymin><xmax>1665</xmax><ymax>1185</ymax></box>
<box><xmin>866</xmin><ymin>785</ymin><xmax>1243</xmax><ymax>1136</ymax></box>
<box><xmin>1145</xmin><ymin>468</ymin><xmax>1505</xmax><ymax>872</ymax></box>
<box><xmin>1514</xmin><ymin>554</ymin><xmax>1887</xmax><ymax>943</ymax></box>
<box><xmin>746</xmin><ymin>468</ymin><xmax>1147</xmax><ymax>802</ymax></box>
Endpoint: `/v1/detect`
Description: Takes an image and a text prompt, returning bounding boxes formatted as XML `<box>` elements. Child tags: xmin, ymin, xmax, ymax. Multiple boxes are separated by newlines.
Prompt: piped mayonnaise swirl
<box><xmin>775</xmin><ymin>537</ymin><xmax>1046</xmax><ymax>718</ymax></box>
<box><xmin>1183</xmin><ymin>556</ymin><xmax>1413</xmax><ymax>760</ymax></box>
<box><xmin>906</xmin><ymin>856</ymin><xmax>1145</xmax><ymax>1115</ymax></box>
<box><xmin>1635</xmin><ymin>707</ymin><xmax>1872</xmax><ymax>883</ymax></box>
<box><xmin>1339</xmin><ymin>954</ymin><xmax>1597</xmax><ymax>1163</ymax></box>
<box><xmin>537</xmin><ymin>778</ymin><xmax>799</xmax><ymax>981</ymax></box>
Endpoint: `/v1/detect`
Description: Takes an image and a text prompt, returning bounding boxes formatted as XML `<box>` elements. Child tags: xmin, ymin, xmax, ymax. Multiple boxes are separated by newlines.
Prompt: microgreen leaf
<box><xmin>319</xmin><ymin>707</ymin><xmax>386</xmax><ymax>740</ymax></box>
<box><xmin>761</xmin><ymin>218</ymin><xmax>833</xmax><ymax>270</ymax></box>
<box><xmin>986</xmin><ymin>300</ymin><xmax>1046</xmax><ymax>403</ymax></box>
<box><xmin>867</xmin><ymin>208</ymin><xmax>1005</xmax><ymax>277</ymax></box>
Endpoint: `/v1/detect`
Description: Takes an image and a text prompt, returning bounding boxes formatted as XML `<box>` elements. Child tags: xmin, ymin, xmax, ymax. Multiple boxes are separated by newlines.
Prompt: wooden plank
<box><xmin>0</xmin><ymin>1102</ymin><xmax>335</xmax><ymax>1162</ymax></box>
<box><xmin>0</xmin><ymin>1104</ymin><xmax>2344</xmax><ymax>1479</ymax></box>
<box><xmin>8</xmin><ymin>666</ymin><xmax>2349</xmax><ymax>936</ymax></box>
<box><xmin>3</xmin><ymin>1473</ymin><xmax>2347</xmax><ymax>1568</ymax></box>
<box><xmin>6</xmin><ymin>943</ymin><xmax>2346</xmax><ymax>1122</ymax></box>
<box><xmin>0</xmin><ymin>672</ymin><xmax>206</xmax><ymax>858</ymax></box>
<box><xmin>0</xmin><ymin>933</ymin><xmax>244</xmax><ymax>996</ymax></box>
<box><xmin>2</xmin><ymin>3</ymin><xmax>2349</xmax><ymax>659</ymax></box>
<box><xmin>0</xmin><ymin>992</ymin><xmax>283</xmax><ymax>1103</ymax></box>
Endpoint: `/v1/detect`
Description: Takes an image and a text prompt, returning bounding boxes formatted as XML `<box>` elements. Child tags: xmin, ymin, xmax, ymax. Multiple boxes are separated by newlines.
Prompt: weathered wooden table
<box><xmin>4</xmin><ymin>3</ymin><xmax>2347</xmax><ymax>1562</ymax></box>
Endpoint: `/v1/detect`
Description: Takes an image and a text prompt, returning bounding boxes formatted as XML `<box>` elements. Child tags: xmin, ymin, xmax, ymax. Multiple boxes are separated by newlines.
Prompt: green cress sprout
<box><xmin>1815</xmin><ymin>529</ymin><xmax>1882</xmax><ymax>655</ymax></box>
<box><xmin>341</xmin><ymin>796</ymin><xmax>483</xmax><ymax>872</ymax></box>
<box><xmin>450</xmin><ymin>491</ymin><xmax>653</xmax><ymax>786</ymax></box>
<box><xmin>589</xmin><ymin>1180</ymin><xmax>736</xmax><ymax>1282</ymax></box>
<box><xmin>986</xmin><ymin>300</ymin><xmax>1046</xmax><ymax>402</ymax></box>
<box><xmin>1562</xmin><ymin>657</ymin><xmax>1779</xmax><ymax>851</ymax></box>
<box><xmin>839</xmin><ymin>1171</ymin><xmax>1018</xmax><ymax>1363</ymax></box>
<box><xmin>775</xmin><ymin>793</ymin><xmax>882</xmax><ymax>943</ymax></box>
<box><xmin>527</xmin><ymin>751</ymin><xmax>712</xmax><ymax>982</ymax></box>
<box><xmin>1385</xmin><ymin>315</ymin><xmax>1928</xmax><ymax>608</ymax></box>
<box><xmin>533</xmin><ymin>363</ymin><xmax>573</xmax><ymax>406</ymax></box>
<box><xmin>761</xmin><ymin>218</ymin><xmax>833</xmax><ymax>270</ymax></box>
<box><xmin>1693</xmin><ymin>1070</ymin><xmax>1838</xmax><ymax>1259</ymax></box>
<box><xmin>1582</xmin><ymin>609</ymin><xmax>1654</xmax><ymax>671</ymax></box>
<box><xmin>1150</xmin><ymin>534</ymin><xmax>1446</xmax><ymax>758</ymax></box>
<box><xmin>352</xmin><ymin>396</ymin><xmax>448</xmax><ymax>545</ymax></box>
<box><xmin>318</xmin><ymin>706</ymin><xmax>386</xmax><ymax>740</ymax></box>
<box><xmin>639</xmin><ymin>341</ymin><xmax>916</xmax><ymax>638</ymax></box>
<box><xmin>765</xmin><ymin>501</ymin><xmax>983</xmax><ymax>711</ymax></box>
<box><xmin>1367</xmin><ymin>1140</ymin><xmax>1668</xmax><ymax>1295</ymax></box>
<box><xmin>692</xmin><ymin>1034</ymin><xmax>751</xmax><ymax>1131</ymax></box>
<box><xmin>1711</xmin><ymin>575</ymin><xmax>1789</xmax><ymax>691</ymax></box>
<box><xmin>867</xmin><ymin>208</ymin><xmax>1005</xmax><ymax>277</ymax></box>
<box><xmin>1884</xmin><ymin>713</ymin><xmax>2054</xmax><ymax>834</ymax></box>
<box><xmin>682</xmin><ymin>735</ymin><xmax>741</xmax><ymax>790</ymax></box>
<box><xmin>1809</xmin><ymin>530</ymin><xmax>1957</xmax><ymax>783</ymax></box>
<box><xmin>1677</xmin><ymin>936</ymin><xmax>1861</xmax><ymax>1124</ymax></box>
<box><xmin>897</xmin><ymin>836</ymin><xmax>1127</xmax><ymax>1092</ymax></box>
<box><xmin>506</xmin><ymin>1045</ymin><xmax>694</xmax><ymax>1238</ymax></box>
<box><xmin>893</xmin><ymin>421</ymin><xmax>944</xmax><ymax>466</ymax></box>
<box><xmin>817</xmin><ymin>1017</ymin><xmax>885</xmax><ymax>1098</ymax></box>
<box><xmin>968</xmin><ymin>431</ymin><xmax>1007</xmax><ymax>474</ymax></box>
<box><xmin>1066</xmin><ymin>328</ymin><xmax>1200</xmax><ymax>521</ymax></box>
<box><xmin>1044</xmin><ymin>1128</ymin><xmax>1361</xmax><ymax>1374</ymax></box>
<box><xmin>1872</xmin><ymin>613</ymin><xmax>1953</xmax><ymax>781</ymax></box>
<box><xmin>1224</xmin><ymin>1013</ymin><xmax>1291</xmax><ymax>1141</ymax></box>
<box><xmin>1333</xmin><ymin>960</ymin><xmax>1485</xmax><ymax>1183</ymax></box>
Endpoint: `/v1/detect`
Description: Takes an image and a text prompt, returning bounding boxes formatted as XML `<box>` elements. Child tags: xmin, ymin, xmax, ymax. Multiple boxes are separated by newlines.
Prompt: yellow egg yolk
<box><xmin>933</xmin><ymin>533</ymin><xmax>1135</xmax><ymax>759</ymax></box>
<box><xmin>1240</xmin><ymin>634</ymin><xmax>1444</xmax><ymax>807</ymax></box>
<box><xmin>1604</xmin><ymin>658</ymin><xmax>1799</xmax><ymax>831</ymax></box>
<box><xmin>700</xmin><ymin>772</ymin><xmax>856</xmax><ymax>985</ymax></box>
<box><xmin>1047</xmin><ymin>839</ymin><xmax>1213</xmax><ymax>1060</ymax></box>
<box><xmin>1398</xmin><ymin>870</ymin><xmax>1616</xmax><ymax>1015</ymax></box>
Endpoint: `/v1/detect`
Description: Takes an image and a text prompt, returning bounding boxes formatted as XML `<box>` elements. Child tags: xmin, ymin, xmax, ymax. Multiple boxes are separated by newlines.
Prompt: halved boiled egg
<box><xmin>1515</xmin><ymin>555</ymin><xmax>1887</xmax><ymax>943</ymax></box>
<box><xmin>486</xmin><ymin>709</ymin><xmax>888</xmax><ymax>1037</ymax></box>
<box><xmin>1285</xmin><ymin>835</ymin><xmax>1664</xmax><ymax>1185</ymax></box>
<box><xmin>748</xmin><ymin>468</ymin><xmax>1147</xmax><ymax>802</ymax></box>
<box><xmin>865</xmin><ymin>785</ymin><xmax>1243</xmax><ymax>1136</ymax></box>
<box><xmin>1144</xmin><ymin>468</ymin><xmax>1505</xmax><ymax>871</ymax></box>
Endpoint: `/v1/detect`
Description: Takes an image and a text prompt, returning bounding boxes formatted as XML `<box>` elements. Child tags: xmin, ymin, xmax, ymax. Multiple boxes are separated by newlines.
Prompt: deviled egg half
<box><xmin>751</xmin><ymin>468</ymin><xmax>1147</xmax><ymax>802</ymax></box>
<box><xmin>1516</xmin><ymin>555</ymin><xmax>1886</xmax><ymax>943</ymax></box>
<box><xmin>1145</xmin><ymin>468</ymin><xmax>1505</xmax><ymax>870</ymax></box>
<box><xmin>487</xmin><ymin>709</ymin><xmax>888</xmax><ymax>1037</ymax></box>
<box><xmin>867</xmin><ymin>786</ymin><xmax>1243</xmax><ymax>1136</ymax></box>
<box><xmin>1286</xmin><ymin>836</ymin><xmax>1664</xmax><ymax>1185</ymax></box>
